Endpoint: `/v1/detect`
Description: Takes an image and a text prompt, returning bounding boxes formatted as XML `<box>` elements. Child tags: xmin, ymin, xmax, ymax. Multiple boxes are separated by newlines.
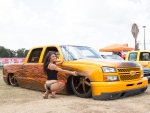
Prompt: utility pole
<box><xmin>143</xmin><ymin>26</ymin><xmax>146</xmax><ymax>50</ymax></box>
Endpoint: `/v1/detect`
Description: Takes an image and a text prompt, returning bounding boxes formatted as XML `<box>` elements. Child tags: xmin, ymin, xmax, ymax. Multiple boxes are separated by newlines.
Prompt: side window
<box><xmin>28</xmin><ymin>48</ymin><xmax>43</xmax><ymax>63</ymax></box>
<box><xmin>140</xmin><ymin>52</ymin><xmax>150</xmax><ymax>61</ymax></box>
<box><xmin>43</xmin><ymin>47</ymin><xmax>59</xmax><ymax>62</ymax></box>
<box><xmin>128</xmin><ymin>52</ymin><xmax>137</xmax><ymax>61</ymax></box>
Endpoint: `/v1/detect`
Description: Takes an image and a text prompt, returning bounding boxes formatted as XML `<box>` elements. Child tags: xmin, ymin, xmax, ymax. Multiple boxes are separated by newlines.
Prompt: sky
<box><xmin>0</xmin><ymin>0</ymin><xmax>150</xmax><ymax>52</ymax></box>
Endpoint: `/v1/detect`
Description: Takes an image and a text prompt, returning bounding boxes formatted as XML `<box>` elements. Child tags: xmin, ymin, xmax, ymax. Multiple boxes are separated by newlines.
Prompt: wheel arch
<box><xmin>66</xmin><ymin>75</ymin><xmax>74</xmax><ymax>95</ymax></box>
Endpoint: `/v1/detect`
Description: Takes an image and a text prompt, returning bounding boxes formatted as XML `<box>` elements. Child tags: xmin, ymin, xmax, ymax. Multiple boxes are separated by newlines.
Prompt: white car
<box><xmin>101</xmin><ymin>54</ymin><xmax>124</xmax><ymax>60</ymax></box>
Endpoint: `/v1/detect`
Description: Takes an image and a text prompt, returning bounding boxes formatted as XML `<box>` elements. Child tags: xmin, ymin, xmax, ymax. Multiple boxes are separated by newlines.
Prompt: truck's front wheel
<box><xmin>71</xmin><ymin>76</ymin><xmax>92</xmax><ymax>98</ymax></box>
<box><xmin>9</xmin><ymin>74</ymin><xmax>18</xmax><ymax>86</ymax></box>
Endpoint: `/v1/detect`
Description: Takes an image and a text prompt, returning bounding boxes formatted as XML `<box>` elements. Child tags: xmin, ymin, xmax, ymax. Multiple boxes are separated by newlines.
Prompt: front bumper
<box><xmin>91</xmin><ymin>77</ymin><xmax>148</xmax><ymax>100</ymax></box>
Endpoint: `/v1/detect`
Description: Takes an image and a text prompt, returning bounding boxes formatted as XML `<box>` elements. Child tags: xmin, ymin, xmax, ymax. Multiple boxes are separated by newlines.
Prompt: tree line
<box><xmin>0</xmin><ymin>46</ymin><xmax>29</xmax><ymax>58</ymax></box>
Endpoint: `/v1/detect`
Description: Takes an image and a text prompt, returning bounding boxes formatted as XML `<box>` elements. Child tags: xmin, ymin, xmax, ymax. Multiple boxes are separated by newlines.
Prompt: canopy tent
<box><xmin>99</xmin><ymin>44</ymin><xmax>134</xmax><ymax>52</ymax></box>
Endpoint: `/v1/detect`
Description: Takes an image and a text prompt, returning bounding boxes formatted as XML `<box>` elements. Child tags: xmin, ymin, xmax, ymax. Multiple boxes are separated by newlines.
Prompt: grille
<box><xmin>117</xmin><ymin>68</ymin><xmax>141</xmax><ymax>81</ymax></box>
<box><xmin>118</xmin><ymin>68</ymin><xmax>140</xmax><ymax>72</ymax></box>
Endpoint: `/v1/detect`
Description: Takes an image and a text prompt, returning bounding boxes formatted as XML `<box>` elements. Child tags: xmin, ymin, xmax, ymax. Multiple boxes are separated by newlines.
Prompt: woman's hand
<box><xmin>71</xmin><ymin>71</ymin><xmax>78</xmax><ymax>76</ymax></box>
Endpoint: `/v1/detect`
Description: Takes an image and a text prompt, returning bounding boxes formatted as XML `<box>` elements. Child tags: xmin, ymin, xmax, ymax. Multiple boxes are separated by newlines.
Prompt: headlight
<box><xmin>102</xmin><ymin>67</ymin><xmax>116</xmax><ymax>73</ymax></box>
<box><xmin>104</xmin><ymin>76</ymin><xmax>118</xmax><ymax>82</ymax></box>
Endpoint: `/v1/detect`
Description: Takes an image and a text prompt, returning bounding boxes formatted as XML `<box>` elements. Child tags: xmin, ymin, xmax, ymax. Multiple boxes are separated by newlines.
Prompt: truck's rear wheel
<box><xmin>9</xmin><ymin>74</ymin><xmax>18</xmax><ymax>86</ymax></box>
<box><xmin>71</xmin><ymin>76</ymin><xmax>92</xmax><ymax>98</ymax></box>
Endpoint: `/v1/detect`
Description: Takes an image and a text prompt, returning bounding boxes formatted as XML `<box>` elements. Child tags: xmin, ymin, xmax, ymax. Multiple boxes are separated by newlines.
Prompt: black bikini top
<box><xmin>47</xmin><ymin>69</ymin><xmax>58</xmax><ymax>80</ymax></box>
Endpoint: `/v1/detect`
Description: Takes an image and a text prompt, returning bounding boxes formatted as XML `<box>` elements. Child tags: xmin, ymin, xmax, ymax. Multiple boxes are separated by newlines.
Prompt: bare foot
<box><xmin>43</xmin><ymin>91</ymin><xmax>49</xmax><ymax>99</ymax></box>
<box><xmin>50</xmin><ymin>92</ymin><xmax>56</xmax><ymax>98</ymax></box>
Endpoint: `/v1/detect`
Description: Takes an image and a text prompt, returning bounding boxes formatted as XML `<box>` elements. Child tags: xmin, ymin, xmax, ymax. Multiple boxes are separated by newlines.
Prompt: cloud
<box><xmin>0</xmin><ymin>0</ymin><xmax>149</xmax><ymax>51</ymax></box>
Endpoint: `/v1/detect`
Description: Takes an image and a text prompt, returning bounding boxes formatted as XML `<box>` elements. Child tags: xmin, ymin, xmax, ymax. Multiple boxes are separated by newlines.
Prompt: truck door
<box><xmin>43</xmin><ymin>46</ymin><xmax>67</xmax><ymax>94</ymax></box>
<box><xmin>21</xmin><ymin>48</ymin><xmax>46</xmax><ymax>91</ymax></box>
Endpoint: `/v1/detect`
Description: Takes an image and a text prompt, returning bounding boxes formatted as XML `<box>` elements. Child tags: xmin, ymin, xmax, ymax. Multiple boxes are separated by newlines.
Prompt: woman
<box><xmin>43</xmin><ymin>51</ymin><xmax>77</xmax><ymax>99</ymax></box>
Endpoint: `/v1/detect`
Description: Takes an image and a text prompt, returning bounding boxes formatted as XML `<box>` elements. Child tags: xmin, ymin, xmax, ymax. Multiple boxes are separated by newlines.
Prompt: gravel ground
<box><xmin>0</xmin><ymin>74</ymin><xmax>150</xmax><ymax>113</ymax></box>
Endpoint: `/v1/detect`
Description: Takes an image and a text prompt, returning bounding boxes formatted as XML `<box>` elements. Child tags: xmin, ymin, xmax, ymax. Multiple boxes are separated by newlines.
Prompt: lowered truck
<box><xmin>3</xmin><ymin>45</ymin><xmax>148</xmax><ymax>100</ymax></box>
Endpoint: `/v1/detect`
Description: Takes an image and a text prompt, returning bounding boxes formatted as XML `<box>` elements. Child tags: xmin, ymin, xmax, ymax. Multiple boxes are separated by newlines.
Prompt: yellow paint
<box><xmin>3</xmin><ymin>45</ymin><xmax>149</xmax><ymax>98</ymax></box>
<box><xmin>125</xmin><ymin>50</ymin><xmax>150</xmax><ymax>68</ymax></box>
<box><xmin>91</xmin><ymin>77</ymin><xmax>148</xmax><ymax>95</ymax></box>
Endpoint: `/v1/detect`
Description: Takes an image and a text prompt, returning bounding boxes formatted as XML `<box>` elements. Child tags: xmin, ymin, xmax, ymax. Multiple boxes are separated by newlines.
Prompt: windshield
<box><xmin>60</xmin><ymin>45</ymin><xmax>103</xmax><ymax>61</ymax></box>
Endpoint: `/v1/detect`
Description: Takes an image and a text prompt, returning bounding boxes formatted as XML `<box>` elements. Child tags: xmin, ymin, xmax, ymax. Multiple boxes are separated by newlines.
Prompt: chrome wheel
<box><xmin>9</xmin><ymin>74</ymin><xmax>18</xmax><ymax>86</ymax></box>
<box><xmin>71</xmin><ymin>76</ymin><xmax>92</xmax><ymax>98</ymax></box>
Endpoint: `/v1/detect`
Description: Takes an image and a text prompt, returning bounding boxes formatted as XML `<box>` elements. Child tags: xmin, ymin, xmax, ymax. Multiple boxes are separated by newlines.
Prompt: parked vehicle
<box><xmin>101</xmin><ymin>54</ymin><xmax>124</xmax><ymax>60</ymax></box>
<box><xmin>3</xmin><ymin>45</ymin><xmax>148</xmax><ymax>100</ymax></box>
<box><xmin>143</xmin><ymin>67</ymin><xmax>150</xmax><ymax>81</ymax></box>
<box><xmin>125</xmin><ymin>50</ymin><xmax>150</xmax><ymax>68</ymax></box>
<box><xmin>0</xmin><ymin>64</ymin><xmax>3</xmax><ymax>69</ymax></box>
<box><xmin>112</xmin><ymin>51</ymin><xmax>126</xmax><ymax>60</ymax></box>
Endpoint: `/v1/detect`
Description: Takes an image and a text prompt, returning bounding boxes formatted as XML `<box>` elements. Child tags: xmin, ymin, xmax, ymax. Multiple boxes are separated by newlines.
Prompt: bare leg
<box><xmin>51</xmin><ymin>86</ymin><xmax>65</xmax><ymax>98</ymax></box>
<box><xmin>43</xmin><ymin>84</ymin><xmax>50</xmax><ymax>99</ymax></box>
<box><xmin>50</xmin><ymin>82</ymin><xmax>65</xmax><ymax>98</ymax></box>
<box><xmin>51</xmin><ymin>92</ymin><xmax>56</xmax><ymax>98</ymax></box>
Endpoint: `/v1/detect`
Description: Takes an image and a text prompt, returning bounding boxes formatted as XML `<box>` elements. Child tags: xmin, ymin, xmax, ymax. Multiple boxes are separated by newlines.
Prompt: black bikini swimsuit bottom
<box><xmin>46</xmin><ymin>82</ymin><xmax>57</xmax><ymax>91</ymax></box>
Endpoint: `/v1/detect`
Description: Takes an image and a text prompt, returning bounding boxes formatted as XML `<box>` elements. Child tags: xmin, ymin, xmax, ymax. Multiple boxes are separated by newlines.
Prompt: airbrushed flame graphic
<box><xmin>3</xmin><ymin>64</ymin><xmax>72</xmax><ymax>85</ymax></box>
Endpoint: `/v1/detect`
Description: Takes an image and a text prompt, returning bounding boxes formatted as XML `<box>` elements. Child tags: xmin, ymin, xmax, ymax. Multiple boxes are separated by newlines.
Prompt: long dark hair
<box><xmin>43</xmin><ymin>51</ymin><xmax>56</xmax><ymax>74</ymax></box>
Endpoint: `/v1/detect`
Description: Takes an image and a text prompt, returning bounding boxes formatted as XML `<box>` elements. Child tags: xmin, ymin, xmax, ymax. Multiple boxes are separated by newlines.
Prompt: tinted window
<box><xmin>128</xmin><ymin>52</ymin><xmax>137</xmax><ymax>61</ymax></box>
<box><xmin>43</xmin><ymin>47</ymin><xmax>59</xmax><ymax>62</ymax></box>
<box><xmin>140</xmin><ymin>52</ymin><xmax>150</xmax><ymax>61</ymax></box>
<box><xmin>28</xmin><ymin>48</ymin><xmax>43</xmax><ymax>63</ymax></box>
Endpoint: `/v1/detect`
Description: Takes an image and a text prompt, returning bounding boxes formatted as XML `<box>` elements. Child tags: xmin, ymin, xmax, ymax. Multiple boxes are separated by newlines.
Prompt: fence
<box><xmin>0</xmin><ymin>58</ymin><xmax>25</xmax><ymax>68</ymax></box>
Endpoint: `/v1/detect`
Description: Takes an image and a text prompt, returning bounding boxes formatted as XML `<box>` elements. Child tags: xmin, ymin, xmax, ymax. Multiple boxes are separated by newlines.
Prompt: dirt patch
<box><xmin>0</xmin><ymin>73</ymin><xmax>150</xmax><ymax>113</ymax></box>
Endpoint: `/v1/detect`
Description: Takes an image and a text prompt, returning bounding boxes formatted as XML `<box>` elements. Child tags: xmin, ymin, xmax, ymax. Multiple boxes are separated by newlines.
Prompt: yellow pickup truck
<box><xmin>3</xmin><ymin>45</ymin><xmax>148</xmax><ymax>100</ymax></box>
<box><xmin>125</xmin><ymin>50</ymin><xmax>150</xmax><ymax>68</ymax></box>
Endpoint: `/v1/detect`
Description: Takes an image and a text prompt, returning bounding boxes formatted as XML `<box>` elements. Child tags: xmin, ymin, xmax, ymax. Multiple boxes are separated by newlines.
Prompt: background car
<box><xmin>101</xmin><ymin>54</ymin><xmax>124</xmax><ymax>60</ymax></box>
<box><xmin>112</xmin><ymin>51</ymin><xmax>127</xmax><ymax>60</ymax></box>
<box><xmin>143</xmin><ymin>67</ymin><xmax>150</xmax><ymax>81</ymax></box>
<box><xmin>0</xmin><ymin>64</ymin><xmax>3</xmax><ymax>69</ymax></box>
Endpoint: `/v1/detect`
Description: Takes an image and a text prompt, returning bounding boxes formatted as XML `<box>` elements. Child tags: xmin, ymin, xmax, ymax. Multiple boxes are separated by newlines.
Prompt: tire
<box><xmin>9</xmin><ymin>74</ymin><xmax>18</xmax><ymax>87</ymax></box>
<box><xmin>71</xmin><ymin>76</ymin><xmax>92</xmax><ymax>98</ymax></box>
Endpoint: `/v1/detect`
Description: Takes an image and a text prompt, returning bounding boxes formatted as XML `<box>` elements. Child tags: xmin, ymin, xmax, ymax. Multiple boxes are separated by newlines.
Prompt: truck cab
<box><xmin>125</xmin><ymin>51</ymin><xmax>150</xmax><ymax>68</ymax></box>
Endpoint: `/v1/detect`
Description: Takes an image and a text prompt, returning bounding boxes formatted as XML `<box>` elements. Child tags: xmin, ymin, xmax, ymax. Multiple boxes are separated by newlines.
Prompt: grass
<box><xmin>0</xmin><ymin>69</ymin><xmax>150</xmax><ymax>112</ymax></box>
<box><xmin>0</xmin><ymin>72</ymin><xmax>44</xmax><ymax>106</ymax></box>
